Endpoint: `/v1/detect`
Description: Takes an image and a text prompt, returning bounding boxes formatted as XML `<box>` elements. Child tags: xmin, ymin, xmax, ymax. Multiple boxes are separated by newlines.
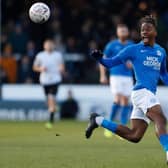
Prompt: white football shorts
<box><xmin>110</xmin><ymin>76</ymin><xmax>133</xmax><ymax>97</ymax></box>
<box><xmin>130</xmin><ymin>88</ymin><xmax>160</xmax><ymax>124</ymax></box>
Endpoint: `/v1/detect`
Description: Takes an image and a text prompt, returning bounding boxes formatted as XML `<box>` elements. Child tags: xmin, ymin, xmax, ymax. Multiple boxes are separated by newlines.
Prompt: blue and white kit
<box><xmin>100</xmin><ymin>41</ymin><xmax>168</xmax><ymax>123</ymax></box>
<box><xmin>103</xmin><ymin>39</ymin><xmax>133</xmax><ymax>96</ymax></box>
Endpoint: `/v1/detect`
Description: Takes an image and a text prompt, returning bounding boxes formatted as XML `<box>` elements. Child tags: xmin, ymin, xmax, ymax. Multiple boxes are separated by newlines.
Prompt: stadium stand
<box><xmin>1</xmin><ymin>0</ymin><xmax>168</xmax><ymax>84</ymax></box>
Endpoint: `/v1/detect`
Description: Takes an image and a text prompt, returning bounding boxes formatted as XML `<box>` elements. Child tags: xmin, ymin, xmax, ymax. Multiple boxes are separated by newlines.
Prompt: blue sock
<box><xmin>120</xmin><ymin>105</ymin><xmax>130</xmax><ymax>125</ymax></box>
<box><xmin>110</xmin><ymin>103</ymin><xmax>120</xmax><ymax>121</ymax></box>
<box><xmin>101</xmin><ymin>119</ymin><xmax>118</xmax><ymax>133</ymax></box>
<box><xmin>159</xmin><ymin>134</ymin><xmax>168</xmax><ymax>151</ymax></box>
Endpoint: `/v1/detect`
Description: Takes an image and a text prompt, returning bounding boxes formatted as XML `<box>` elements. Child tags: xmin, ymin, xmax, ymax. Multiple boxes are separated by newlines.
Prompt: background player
<box><xmin>33</xmin><ymin>39</ymin><xmax>65</xmax><ymax>129</ymax></box>
<box><xmin>86</xmin><ymin>15</ymin><xmax>168</xmax><ymax>163</ymax></box>
<box><xmin>99</xmin><ymin>24</ymin><xmax>133</xmax><ymax>137</ymax></box>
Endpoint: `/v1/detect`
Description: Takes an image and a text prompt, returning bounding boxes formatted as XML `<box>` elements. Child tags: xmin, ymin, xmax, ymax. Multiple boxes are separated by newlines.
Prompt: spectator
<box><xmin>60</xmin><ymin>90</ymin><xmax>79</xmax><ymax>119</ymax></box>
<box><xmin>0</xmin><ymin>66</ymin><xmax>8</xmax><ymax>83</ymax></box>
<box><xmin>26</xmin><ymin>41</ymin><xmax>37</xmax><ymax>59</ymax></box>
<box><xmin>50</xmin><ymin>20</ymin><xmax>65</xmax><ymax>53</ymax></box>
<box><xmin>87</xmin><ymin>40</ymin><xmax>98</xmax><ymax>54</ymax></box>
<box><xmin>0</xmin><ymin>44</ymin><xmax>17</xmax><ymax>83</ymax></box>
<box><xmin>1</xmin><ymin>0</ymin><xmax>168</xmax><ymax>84</ymax></box>
<box><xmin>8</xmin><ymin>24</ymin><xmax>29</xmax><ymax>55</ymax></box>
<box><xmin>64</xmin><ymin>36</ymin><xmax>84</xmax><ymax>83</ymax></box>
<box><xmin>1</xmin><ymin>33</ymin><xmax>8</xmax><ymax>52</ymax></box>
<box><xmin>18</xmin><ymin>55</ymin><xmax>32</xmax><ymax>83</ymax></box>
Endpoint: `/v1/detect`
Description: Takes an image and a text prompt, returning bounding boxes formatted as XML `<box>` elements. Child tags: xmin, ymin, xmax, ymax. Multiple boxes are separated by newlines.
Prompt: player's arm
<box><xmin>160</xmin><ymin>54</ymin><xmax>168</xmax><ymax>85</ymax></box>
<box><xmin>33</xmin><ymin>65</ymin><xmax>47</xmax><ymax>72</ymax></box>
<box><xmin>99</xmin><ymin>64</ymin><xmax>108</xmax><ymax>84</ymax></box>
<box><xmin>59</xmin><ymin>63</ymin><xmax>66</xmax><ymax>75</ymax></box>
<box><xmin>33</xmin><ymin>55</ymin><xmax>47</xmax><ymax>72</ymax></box>
<box><xmin>58</xmin><ymin>54</ymin><xmax>66</xmax><ymax>76</ymax></box>
<box><xmin>91</xmin><ymin>46</ymin><xmax>133</xmax><ymax>69</ymax></box>
<box><xmin>125</xmin><ymin>60</ymin><xmax>133</xmax><ymax>69</ymax></box>
<box><xmin>99</xmin><ymin>43</ymin><xmax>113</xmax><ymax>84</ymax></box>
<box><xmin>100</xmin><ymin>55</ymin><xmax>122</xmax><ymax>68</ymax></box>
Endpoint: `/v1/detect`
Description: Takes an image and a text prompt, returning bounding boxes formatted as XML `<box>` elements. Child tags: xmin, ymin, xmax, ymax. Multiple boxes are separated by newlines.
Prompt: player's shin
<box><xmin>159</xmin><ymin>134</ymin><xmax>168</xmax><ymax>152</ymax></box>
<box><xmin>120</xmin><ymin>105</ymin><xmax>130</xmax><ymax>125</ymax></box>
<box><xmin>49</xmin><ymin>111</ymin><xmax>55</xmax><ymax>123</ymax></box>
<box><xmin>48</xmin><ymin>105</ymin><xmax>56</xmax><ymax>123</ymax></box>
<box><xmin>48</xmin><ymin>94</ymin><xmax>56</xmax><ymax>123</ymax></box>
<box><xmin>46</xmin><ymin>107</ymin><xmax>56</xmax><ymax>129</ymax></box>
<box><xmin>96</xmin><ymin>116</ymin><xmax>118</xmax><ymax>133</ymax></box>
<box><xmin>159</xmin><ymin>134</ymin><xmax>168</xmax><ymax>163</ymax></box>
<box><xmin>110</xmin><ymin>103</ymin><xmax>120</xmax><ymax>121</ymax></box>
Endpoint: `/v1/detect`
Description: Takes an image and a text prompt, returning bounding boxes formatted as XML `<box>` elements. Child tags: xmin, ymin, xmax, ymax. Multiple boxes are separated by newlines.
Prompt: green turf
<box><xmin>0</xmin><ymin>121</ymin><xmax>167</xmax><ymax>168</ymax></box>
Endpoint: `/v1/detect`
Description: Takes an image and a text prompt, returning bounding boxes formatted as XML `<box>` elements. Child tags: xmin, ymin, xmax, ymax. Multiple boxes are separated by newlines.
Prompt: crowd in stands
<box><xmin>1</xmin><ymin>0</ymin><xmax>168</xmax><ymax>84</ymax></box>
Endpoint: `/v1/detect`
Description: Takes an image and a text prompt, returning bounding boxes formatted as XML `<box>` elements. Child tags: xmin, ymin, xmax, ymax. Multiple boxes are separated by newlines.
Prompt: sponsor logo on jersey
<box><xmin>143</xmin><ymin>56</ymin><xmax>161</xmax><ymax>70</ymax></box>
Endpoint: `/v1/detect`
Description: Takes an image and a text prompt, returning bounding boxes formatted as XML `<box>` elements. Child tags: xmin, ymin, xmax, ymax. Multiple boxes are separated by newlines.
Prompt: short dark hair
<box><xmin>45</xmin><ymin>38</ymin><xmax>54</xmax><ymax>42</ymax></box>
<box><xmin>117</xmin><ymin>24</ymin><xmax>128</xmax><ymax>29</ymax></box>
<box><xmin>140</xmin><ymin>15</ymin><xmax>157</xmax><ymax>28</ymax></box>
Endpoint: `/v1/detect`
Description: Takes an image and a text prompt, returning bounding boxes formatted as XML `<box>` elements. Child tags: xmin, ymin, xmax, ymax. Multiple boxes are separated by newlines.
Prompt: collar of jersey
<box><xmin>117</xmin><ymin>39</ymin><xmax>131</xmax><ymax>45</ymax></box>
<box><xmin>140</xmin><ymin>41</ymin><xmax>157</xmax><ymax>48</ymax></box>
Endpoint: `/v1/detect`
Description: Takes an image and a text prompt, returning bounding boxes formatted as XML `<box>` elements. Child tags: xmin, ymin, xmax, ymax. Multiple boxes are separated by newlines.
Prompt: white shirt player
<box><xmin>34</xmin><ymin>51</ymin><xmax>64</xmax><ymax>85</ymax></box>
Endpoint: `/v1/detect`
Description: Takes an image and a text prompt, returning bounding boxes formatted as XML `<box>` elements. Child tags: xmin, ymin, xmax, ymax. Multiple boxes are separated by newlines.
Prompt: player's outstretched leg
<box><xmin>45</xmin><ymin>95</ymin><xmax>56</xmax><ymax>129</ymax></box>
<box><xmin>104</xmin><ymin>103</ymin><xmax>120</xmax><ymax>138</ymax></box>
<box><xmin>85</xmin><ymin>113</ymin><xmax>148</xmax><ymax>143</ymax></box>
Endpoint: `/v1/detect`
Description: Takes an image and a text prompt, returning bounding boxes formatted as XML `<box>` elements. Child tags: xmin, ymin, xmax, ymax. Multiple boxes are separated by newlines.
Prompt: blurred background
<box><xmin>1</xmin><ymin>0</ymin><xmax>168</xmax><ymax>84</ymax></box>
<box><xmin>0</xmin><ymin>0</ymin><xmax>168</xmax><ymax>121</ymax></box>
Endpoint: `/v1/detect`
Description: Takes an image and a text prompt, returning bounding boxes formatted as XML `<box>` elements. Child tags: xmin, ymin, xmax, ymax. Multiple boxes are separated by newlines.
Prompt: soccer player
<box><xmin>85</xmin><ymin>15</ymin><xmax>168</xmax><ymax>163</ymax></box>
<box><xmin>33</xmin><ymin>39</ymin><xmax>65</xmax><ymax>129</ymax></box>
<box><xmin>99</xmin><ymin>24</ymin><xmax>133</xmax><ymax>137</ymax></box>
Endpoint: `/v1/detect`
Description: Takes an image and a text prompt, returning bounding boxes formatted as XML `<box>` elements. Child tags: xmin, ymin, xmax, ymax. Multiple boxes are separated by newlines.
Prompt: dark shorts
<box><xmin>43</xmin><ymin>83</ymin><xmax>60</xmax><ymax>97</ymax></box>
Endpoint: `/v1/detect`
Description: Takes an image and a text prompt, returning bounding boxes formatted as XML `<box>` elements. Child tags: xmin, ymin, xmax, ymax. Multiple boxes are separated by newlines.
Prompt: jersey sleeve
<box><xmin>99</xmin><ymin>45</ymin><xmax>134</xmax><ymax>68</ymax></box>
<box><xmin>160</xmin><ymin>50</ymin><xmax>168</xmax><ymax>85</ymax></box>
<box><xmin>103</xmin><ymin>42</ymin><xmax>113</xmax><ymax>58</ymax></box>
<box><xmin>58</xmin><ymin>53</ymin><xmax>64</xmax><ymax>64</ymax></box>
<box><xmin>118</xmin><ymin>45</ymin><xmax>135</xmax><ymax>62</ymax></box>
<box><xmin>33</xmin><ymin>53</ymin><xmax>41</xmax><ymax>66</ymax></box>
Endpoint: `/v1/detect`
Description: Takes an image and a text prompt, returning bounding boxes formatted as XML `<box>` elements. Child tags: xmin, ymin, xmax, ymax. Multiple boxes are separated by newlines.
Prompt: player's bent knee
<box><xmin>129</xmin><ymin>133</ymin><xmax>143</xmax><ymax>143</ymax></box>
<box><xmin>48</xmin><ymin>106</ymin><xmax>56</xmax><ymax>113</ymax></box>
<box><xmin>130</xmin><ymin>137</ymin><xmax>141</xmax><ymax>143</ymax></box>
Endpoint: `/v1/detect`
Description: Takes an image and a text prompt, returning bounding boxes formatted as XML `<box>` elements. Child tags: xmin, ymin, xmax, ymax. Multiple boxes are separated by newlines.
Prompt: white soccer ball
<box><xmin>29</xmin><ymin>2</ymin><xmax>50</xmax><ymax>23</ymax></box>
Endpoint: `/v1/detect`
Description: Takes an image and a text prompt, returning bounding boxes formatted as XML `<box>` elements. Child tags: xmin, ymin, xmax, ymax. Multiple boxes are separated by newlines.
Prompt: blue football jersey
<box><xmin>103</xmin><ymin>39</ymin><xmax>133</xmax><ymax>77</ymax></box>
<box><xmin>100</xmin><ymin>41</ymin><xmax>168</xmax><ymax>94</ymax></box>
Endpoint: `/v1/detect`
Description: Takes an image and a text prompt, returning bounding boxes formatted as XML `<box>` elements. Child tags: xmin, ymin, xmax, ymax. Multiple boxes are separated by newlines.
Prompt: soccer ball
<box><xmin>29</xmin><ymin>2</ymin><xmax>50</xmax><ymax>23</ymax></box>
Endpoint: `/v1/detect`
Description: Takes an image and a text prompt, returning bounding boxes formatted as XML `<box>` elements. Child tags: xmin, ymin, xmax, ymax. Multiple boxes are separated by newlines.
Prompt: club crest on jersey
<box><xmin>156</xmin><ymin>50</ymin><xmax>161</xmax><ymax>56</ymax></box>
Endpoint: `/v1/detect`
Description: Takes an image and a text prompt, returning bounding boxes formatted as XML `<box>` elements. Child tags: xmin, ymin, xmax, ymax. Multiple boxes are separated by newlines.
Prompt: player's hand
<box><xmin>126</xmin><ymin>61</ymin><xmax>132</xmax><ymax>69</ymax></box>
<box><xmin>100</xmin><ymin>76</ymin><xmax>108</xmax><ymax>84</ymax></box>
<box><xmin>90</xmin><ymin>50</ymin><xmax>103</xmax><ymax>60</ymax></box>
<box><xmin>40</xmin><ymin>66</ymin><xmax>47</xmax><ymax>72</ymax></box>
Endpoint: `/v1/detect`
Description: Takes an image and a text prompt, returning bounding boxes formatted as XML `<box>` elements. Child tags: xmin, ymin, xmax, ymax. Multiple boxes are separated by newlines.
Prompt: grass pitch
<box><xmin>0</xmin><ymin>121</ymin><xmax>167</xmax><ymax>168</ymax></box>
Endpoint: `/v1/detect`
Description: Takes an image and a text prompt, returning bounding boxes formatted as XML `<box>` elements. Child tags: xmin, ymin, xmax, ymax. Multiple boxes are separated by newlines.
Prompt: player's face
<box><xmin>44</xmin><ymin>41</ymin><xmax>54</xmax><ymax>52</ymax></box>
<box><xmin>117</xmin><ymin>27</ymin><xmax>129</xmax><ymax>40</ymax></box>
<box><xmin>141</xmin><ymin>23</ymin><xmax>157</xmax><ymax>45</ymax></box>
